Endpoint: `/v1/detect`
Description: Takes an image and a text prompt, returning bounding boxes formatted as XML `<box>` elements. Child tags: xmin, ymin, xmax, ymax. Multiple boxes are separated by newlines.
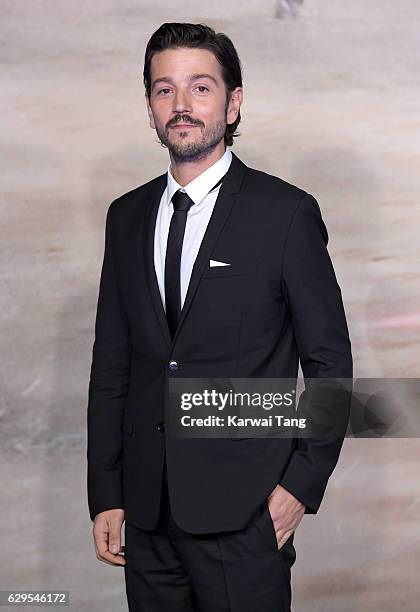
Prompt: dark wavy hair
<box><xmin>143</xmin><ymin>22</ymin><xmax>242</xmax><ymax>147</ymax></box>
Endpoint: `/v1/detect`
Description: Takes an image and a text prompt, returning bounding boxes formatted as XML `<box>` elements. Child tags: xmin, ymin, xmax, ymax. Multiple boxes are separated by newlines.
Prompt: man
<box><xmin>87</xmin><ymin>22</ymin><xmax>353</xmax><ymax>611</ymax></box>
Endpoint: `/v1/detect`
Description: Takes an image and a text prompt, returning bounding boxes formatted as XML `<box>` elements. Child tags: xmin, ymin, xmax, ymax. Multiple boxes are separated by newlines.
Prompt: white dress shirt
<box><xmin>154</xmin><ymin>146</ymin><xmax>233</xmax><ymax>311</ymax></box>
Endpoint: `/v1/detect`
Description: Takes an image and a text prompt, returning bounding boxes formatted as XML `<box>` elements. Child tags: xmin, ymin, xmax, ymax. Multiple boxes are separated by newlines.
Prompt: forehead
<box><xmin>150</xmin><ymin>47</ymin><xmax>222</xmax><ymax>81</ymax></box>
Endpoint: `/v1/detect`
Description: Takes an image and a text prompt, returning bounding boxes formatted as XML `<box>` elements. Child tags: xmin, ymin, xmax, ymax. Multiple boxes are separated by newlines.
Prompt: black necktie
<box><xmin>164</xmin><ymin>174</ymin><xmax>224</xmax><ymax>339</ymax></box>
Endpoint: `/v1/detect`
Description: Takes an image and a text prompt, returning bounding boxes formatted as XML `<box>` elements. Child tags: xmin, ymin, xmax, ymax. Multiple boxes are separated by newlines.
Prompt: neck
<box><xmin>170</xmin><ymin>142</ymin><xmax>226</xmax><ymax>187</ymax></box>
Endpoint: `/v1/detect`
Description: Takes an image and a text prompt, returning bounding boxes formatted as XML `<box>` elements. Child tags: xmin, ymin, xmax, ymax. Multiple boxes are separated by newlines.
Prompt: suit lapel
<box><xmin>143</xmin><ymin>152</ymin><xmax>248</xmax><ymax>350</ymax></box>
<box><xmin>143</xmin><ymin>174</ymin><xmax>172</xmax><ymax>349</ymax></box>
<box><xmin>172</xmin><ymin>153</ymin><xmax>247</xmax><ymax>345</ymax></box>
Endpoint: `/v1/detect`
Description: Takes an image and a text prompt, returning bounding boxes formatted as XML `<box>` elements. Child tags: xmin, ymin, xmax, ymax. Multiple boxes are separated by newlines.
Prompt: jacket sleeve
<box><xmin>278</xmin><ymin>192</ymin><xmax>353</xmax><ymax>514</ymax></box>
<box><xmin>87</xmin><ymin>201</ymin><xmax>131</xmax><ymax>521</ymax></box>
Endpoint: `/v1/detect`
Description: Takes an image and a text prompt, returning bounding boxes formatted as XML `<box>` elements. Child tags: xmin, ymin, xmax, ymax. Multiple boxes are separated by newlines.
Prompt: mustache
<box><xmin>167</xmin><ymin>116</ymin><xmax>203</xmax><ymax>128</ymax></box>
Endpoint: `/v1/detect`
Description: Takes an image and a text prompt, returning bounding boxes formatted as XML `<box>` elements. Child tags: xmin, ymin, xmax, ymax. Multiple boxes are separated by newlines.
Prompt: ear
<box><xmin>145</xmin><ymin>93</ymin><xmax>156</xmax><ymax>129</ymax></box>
<box><xmin>226</xmin><ymin>87</ymin><xmax>243</xmax><ymax>126</ymax></box>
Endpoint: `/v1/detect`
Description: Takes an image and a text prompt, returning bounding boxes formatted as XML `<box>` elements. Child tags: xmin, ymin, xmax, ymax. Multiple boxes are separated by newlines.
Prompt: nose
<box><xmin>172</xmin><ymin>88</ymin><xmax>192</xmax><ymax>115</ymax></box>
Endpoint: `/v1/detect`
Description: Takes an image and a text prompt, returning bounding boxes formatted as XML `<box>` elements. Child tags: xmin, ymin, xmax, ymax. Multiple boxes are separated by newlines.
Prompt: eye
<box><xmin>157</xmin><ymin>88</ymin><xmax>171</xmax><ymax>95</ymax></box>
<box><xmin>195</xmin><ymin>85</ymin><xmax>209</xmax><ymax>93</ymax></box>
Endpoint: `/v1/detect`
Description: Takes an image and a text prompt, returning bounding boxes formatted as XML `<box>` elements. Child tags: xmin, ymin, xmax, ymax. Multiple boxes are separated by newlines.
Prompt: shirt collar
<box><xmin>166</xmin><ymin>146</ymin><xmax>232</xmax><ymax>207</ymax></box>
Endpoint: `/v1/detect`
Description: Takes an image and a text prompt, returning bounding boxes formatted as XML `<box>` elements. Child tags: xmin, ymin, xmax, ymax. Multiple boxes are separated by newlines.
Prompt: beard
<box><xmin>155</xmin><ymin>115</ymin><xmax>227</xmax><ymax>163</ymax></box>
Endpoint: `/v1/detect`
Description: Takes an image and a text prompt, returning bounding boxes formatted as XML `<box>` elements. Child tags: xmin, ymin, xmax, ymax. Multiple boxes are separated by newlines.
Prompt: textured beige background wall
<box><xmin>1</xmin><ymin>1</ymin><xmax>419</xmax><ymax>610</ymax></box>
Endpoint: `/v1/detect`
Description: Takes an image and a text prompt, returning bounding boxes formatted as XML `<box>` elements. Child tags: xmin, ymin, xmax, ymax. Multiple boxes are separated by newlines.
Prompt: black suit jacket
<box><xmin>87</xmin><ymin>151</ymin><xmax>353</xmax><ymax>533</ymax></box>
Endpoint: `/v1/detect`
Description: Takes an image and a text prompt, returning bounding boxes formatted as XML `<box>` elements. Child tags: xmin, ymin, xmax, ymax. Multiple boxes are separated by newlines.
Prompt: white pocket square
<box><xmin>209</xmin><ymin>259</ymin><xmax>231</xmax><ymax>267</ymax></box>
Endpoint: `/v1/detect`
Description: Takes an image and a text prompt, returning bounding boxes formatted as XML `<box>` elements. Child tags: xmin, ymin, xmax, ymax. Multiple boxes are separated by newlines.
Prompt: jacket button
<box><xmin>169</xmin><ymin>360</ymin><xmax>178</xmax><ymax>371</ymax></box>
<box><xmin>157</xmin><ymin>421</ymin><xmax>165</xmax><ymax>432</ymax></box>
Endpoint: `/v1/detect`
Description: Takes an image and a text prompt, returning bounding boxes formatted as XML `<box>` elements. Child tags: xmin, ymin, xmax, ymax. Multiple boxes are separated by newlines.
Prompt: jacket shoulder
<box><xmin>108</xmin><ymin>173</ymin><xmax>165</xmax><ymax>216</ymax></box>
<box><xmin>243</xmin><ymin>165</ymin><xmax>316</xmax><ymax>218</ymax></box>
<box><xmin>245</xmin><ymin>166</ymin><xmax>306</xmax><ymax>199</ymax></box>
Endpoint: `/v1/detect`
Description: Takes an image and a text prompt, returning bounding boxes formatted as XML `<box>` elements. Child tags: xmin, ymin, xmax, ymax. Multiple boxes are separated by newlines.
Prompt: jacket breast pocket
<box><xmin>202</xmin><ymin>259</ymin><xmax>260</xmax><ymax>279</ymax></box>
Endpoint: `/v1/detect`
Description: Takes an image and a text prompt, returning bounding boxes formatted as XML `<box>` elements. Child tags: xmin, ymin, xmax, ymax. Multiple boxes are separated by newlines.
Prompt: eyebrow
<box><xmin>151</xmin><ymin>73</ymin><xmax>219</xmax><ymax>91</ymax></box>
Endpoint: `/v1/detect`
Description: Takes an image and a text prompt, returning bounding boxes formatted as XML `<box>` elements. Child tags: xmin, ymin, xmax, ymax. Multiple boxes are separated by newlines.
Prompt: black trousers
<box><xmin>124</xmin><ymin>462</ymin><xmax>296</xmax><ymax>611</ymax></box>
